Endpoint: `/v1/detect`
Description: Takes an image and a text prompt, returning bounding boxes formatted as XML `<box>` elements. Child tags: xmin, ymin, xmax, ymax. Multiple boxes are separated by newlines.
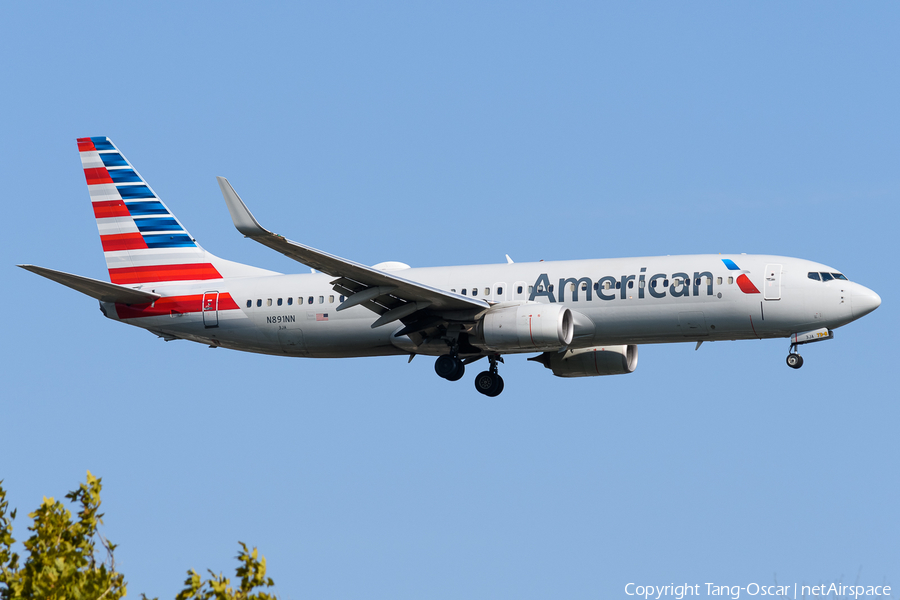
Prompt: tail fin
<box><xmin>77</xmin><ymin>137</ymin><xmax>275</xmax><ymax>285</ymax></box>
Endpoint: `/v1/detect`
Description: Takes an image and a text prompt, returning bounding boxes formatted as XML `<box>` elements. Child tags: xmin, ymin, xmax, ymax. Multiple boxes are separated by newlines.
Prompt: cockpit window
<box><xmin>820</xmin><ymin>272</ymin><xmax>834</xmax><ymax>282</ymax></box>
<box><xmin>832</xmin><ymin>273</ymin><xmax>848</xmax><ymax>281</ymax></box>
<box><xmin>808</xmin><ymin>272</ymin><xmax>820</xmax><ymax>281</ymax></box>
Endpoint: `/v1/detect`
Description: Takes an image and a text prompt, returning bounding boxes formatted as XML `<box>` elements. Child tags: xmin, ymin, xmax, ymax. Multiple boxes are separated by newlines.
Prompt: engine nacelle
<box><xmin>475</xmin><ymin>303</ymin><xmax>574</xmax><ymax>352</ymax></box>
<box><xmin>531</xmin><ymin>345</ymin><xmax>638</xmax><ymax>377</ymax></box>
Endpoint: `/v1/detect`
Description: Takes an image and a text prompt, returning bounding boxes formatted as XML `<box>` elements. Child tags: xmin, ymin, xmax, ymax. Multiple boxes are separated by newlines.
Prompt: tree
<box><xmin>0</xmin><ymin>473</ymin><xmax>277</xmax><ymax>600</ymax></box>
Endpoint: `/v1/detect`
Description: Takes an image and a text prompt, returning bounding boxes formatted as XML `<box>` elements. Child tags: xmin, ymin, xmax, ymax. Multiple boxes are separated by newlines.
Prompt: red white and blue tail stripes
<box><xmin>78</xmin><ymin>136</ymin><xmax>223</xmax><ymax>285</ymax></box>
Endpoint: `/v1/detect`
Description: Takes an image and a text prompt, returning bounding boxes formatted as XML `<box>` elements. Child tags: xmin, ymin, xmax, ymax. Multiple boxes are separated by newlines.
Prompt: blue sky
<box><xmin>1</xmin><ymin>2</ymin><xmax>897</xmax><ymax>598</ymax></box>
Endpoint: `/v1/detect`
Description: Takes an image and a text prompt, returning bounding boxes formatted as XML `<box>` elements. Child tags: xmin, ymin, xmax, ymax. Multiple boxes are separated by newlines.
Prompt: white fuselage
<box><xmin>103</xmin><ymin>254</ymin><xmax>879</xmax><ymax>358</ymax></box>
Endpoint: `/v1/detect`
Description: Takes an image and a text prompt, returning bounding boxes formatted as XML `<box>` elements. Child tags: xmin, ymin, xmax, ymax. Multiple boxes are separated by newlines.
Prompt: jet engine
<box><xmin>474</xmin><ymin>303</ymin><xmax>574</xmax><ymax>352</ymax></box>
<box><xmin>530</xmin><ymin>345</ymin><xmax>638</xmax><ymax>377</ymax></box>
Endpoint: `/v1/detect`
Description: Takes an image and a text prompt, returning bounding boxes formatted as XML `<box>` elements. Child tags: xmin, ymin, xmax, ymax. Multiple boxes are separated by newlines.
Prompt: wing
<box><xmin>18</xmin><ymin>265</ymin><xmax>162</xmax><ymax>304</ymax></box>
<box><xmin>217</xmin><ymin>177</ymin><xmax>489</xmax><ymax>330</ymax></box>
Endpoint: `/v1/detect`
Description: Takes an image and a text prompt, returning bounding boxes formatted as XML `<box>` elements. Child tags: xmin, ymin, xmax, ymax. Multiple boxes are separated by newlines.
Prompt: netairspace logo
<box><xmin>624</xmin><ymin>582</ymin><xmax>893</xmax><ymax>599</ymax></box>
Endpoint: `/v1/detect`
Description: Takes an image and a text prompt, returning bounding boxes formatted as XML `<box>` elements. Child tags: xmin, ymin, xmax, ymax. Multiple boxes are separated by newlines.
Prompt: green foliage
<box><xmin>0</xmin><ymin>472</ymin><xmax>125</xmax><ymax>600</ymax></box>
<box><xmin>160</xmin><ymin>542</ymin><xmax>276</xmax><ymax>600</ymax></box>
<box><xmin>0</xmin><ymin>475</ymin><xmax>277</xmax><ymax>600</ymax></box>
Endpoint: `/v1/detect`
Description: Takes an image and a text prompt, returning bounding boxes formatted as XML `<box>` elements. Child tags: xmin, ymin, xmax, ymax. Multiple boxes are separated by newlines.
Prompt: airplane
<box><xmin>19</xmin><ymin>137</ymin><xmax>882</xmax><ymax>396</ymax></box>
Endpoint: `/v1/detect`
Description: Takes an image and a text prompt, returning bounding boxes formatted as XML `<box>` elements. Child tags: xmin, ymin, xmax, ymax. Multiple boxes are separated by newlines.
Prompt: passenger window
<box><xmin>497</xmin><ymin>287</ymin><xmax>503</xmax><ymax>295</ymax></box>
<box><xmin>517</xmin><ymin>286</ymin><xmax>523</xmax><ymax>294</ymax></box>
<box><xmin>638</xmin><ymin>280</ymin><xmax>645</xmax><ymax>288</ymax></box>
<box><xmin>604</xmin><ymin>281</ymin><xmax>612</xmax><ymax>290</ymax></box>
<box><xmin>832</xmin><ymin>273</ymin><xmax>848</xmax><ymax>281</ymax></box>
<box><xmin>528</xmin><ymin>286</ymin><xmax>533</xmax><ymax>294</ymax></box>
<box><xmin>267</xmin><ymin>299</ymin><xmax>272</xmax><ymax>307</ymax></box>
<box><xmin>808</xmin><ymin>272</ymin><xmax>820</xmax><ymax>281</ymax></box>
<box><xmin>727</xmin><ymin>277</ymin><xmax>734</xmax><ymax>285</ymax></box>
<box><xmin>299</xmin><ymin>297</ymin><xmax>304</xmax><ymax>305</ymax></box>
<box><xmin>615</xmin><ymin>282</ymin><xmax>621</xmax><ymax>289</ymax></box>
<box><xmin>717</xmin><ymin>277</ymin><xmax>723</xmax><ymax>285</ymax></box>
<box><xmin>581</xmin><ymin>282</ymin><xmax>588</xmax><ymax>291</ymax></box>
<box><xmin>461</xmin><ymin>289</ymin><xmax>467</xmax><ymax>295</ymax></box>
<box><xmin>820</xmin><ymin>272</ymin><xmax>834</xmax><ymax>282</ymax></box>
<box><xmin>569</xmin><ymin>284</ymin><xmax>576</xmax><ymax>292</ymax></box>
<box><xmin>277</xmin><ymin>298</ymin><xmax>283</xmax><ymax>306</ymax></box>
<box><xmin>549</xmin><ymin>285</ymin><xmax>554</xmax><ymax>292</ymax></box>
<box><xmin>663</xmin><ymin>279</ymin><xmax>669</xmax><ymax>287</ymax></box>
<box><xmin>538</xmin><ymin>284</ymin><xmax>544</xmax><ymax>292</ymax></box>
<box><xmin>257</xmin><ymin>299</ymin><xmax>262</xmax><ymax>307</ymax></box>
<box><xmin>340</xmin><ymin>295</ymin><xmax>345</xmax><ymax>302</ymax></box>
<box><xmin>472</xmin><ymin>288</ymin><xmax>477</xmax><ymax>296</ymax></box>
<box><xmin>650</xmin><ymin>280</ymin><xmax>656</xmax><ymax>288</ymax></box>
<box><xmin>308</xmin><ymin>296</ymin><xmax>314</xmax><ymax>305</ymax></box>
<box><xmin>319</xmin><ymin>296</ymin><xmax>325</xmax><ymax>303</ymax></box>
<box><xmin>246</xmin><ymin>300</ymin><xmax>252</xmax><ymax>308</ymax></box>
<box><xmin>695</xmin><ymin>278</ymin><xmax>701</xmax><ymax>286</ymax></box>
<box><xmin>484</xmin><ymin>288</ymin><xmax>490</xmax><ymax>296</ymax></box>
<box><xmin>451</xmin><ymin>288</ymin><xmax>456</xmax><ymax>293</ymax></box>
<box><xmin>288</xmin><ymin>297</ymin><xmax>293</xmax><ymax>305</ymax></box>
<box><xmin>329</xmin><ymin>295</ymin><xmax>334</xmax><ymax>303</ymax></box>
<box><xmin>628</xmin><ymin>281</ymin><xmax>634</xmax><ymax>289</ymax></box>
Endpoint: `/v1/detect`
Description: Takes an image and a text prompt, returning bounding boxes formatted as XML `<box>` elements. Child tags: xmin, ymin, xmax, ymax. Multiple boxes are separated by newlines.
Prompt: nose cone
<box><xmin>851</xmin><ymin>284</ymin><xmax>881</xmax><ymax>319</ymax></box>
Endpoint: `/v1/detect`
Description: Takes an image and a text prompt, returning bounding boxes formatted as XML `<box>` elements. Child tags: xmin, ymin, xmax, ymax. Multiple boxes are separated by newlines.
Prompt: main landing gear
<box><xmin>434</xmin><ymin>352</ymin><xmax>505</xmax><ymax>396</ymax></box>
<box><xmin>474</xmin><ymin>355</ymin><xmax>504</xmax><ymax>397</ymax></box>
<box><xmin>434</xmin><ymin>353</ymin><xmax>465</xmax><ymax>381</ymax></box>
<box><xmin>786</xmin><ymin>342</ymin><xmax>804</xmax><ymax>369</ymax></box>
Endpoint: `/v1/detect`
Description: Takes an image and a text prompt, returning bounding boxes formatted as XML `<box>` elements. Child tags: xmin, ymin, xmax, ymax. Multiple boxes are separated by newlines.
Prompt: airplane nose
<box><xmin>851</xmin><ymin>284</ymin><xmax>881</xmax><ymax>319</ymax></box>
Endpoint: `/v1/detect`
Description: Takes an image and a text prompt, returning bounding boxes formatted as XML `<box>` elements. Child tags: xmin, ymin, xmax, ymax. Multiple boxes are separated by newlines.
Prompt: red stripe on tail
<box><xmin>101</xmin><ymin>233</ymin><xmax>148</xmax><ymax>252</ymax></box>
<box><xmin>84</xmin><ymin>167</ymin><xmax>113</xmax><ymax>185</ymax></box>
<box><xmin>77</xmin><ymin>138</ymin><xmax>96</xmax><ymax>152</ymax></box>
<box><xmin>92</xmin><ymin>200</ymin><xmax>131</xmax><ymax>219</ymax></box>
<box><xmin>109</xmin><ymin>263</ymin><xmax>223</xmax><ymax>284</ymax></box>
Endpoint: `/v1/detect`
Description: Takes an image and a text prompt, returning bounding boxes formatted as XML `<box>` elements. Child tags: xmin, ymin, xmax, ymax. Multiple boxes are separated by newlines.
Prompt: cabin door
<box><xmin>764</xmin><ymin>264</ymin><xmax>782</xmax><ymax>300</ymax></box>
<box><xmin>202</xmin><ymin>291</ymin><xmax>219</xmax><ymax>328</ymax></box>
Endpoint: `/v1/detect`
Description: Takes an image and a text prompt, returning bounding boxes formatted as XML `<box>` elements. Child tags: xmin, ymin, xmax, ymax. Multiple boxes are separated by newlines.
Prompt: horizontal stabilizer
<box><xmin>18</xmin><ymin>265</ymin><xmax>161</xmax><ymax>304</ymax></box>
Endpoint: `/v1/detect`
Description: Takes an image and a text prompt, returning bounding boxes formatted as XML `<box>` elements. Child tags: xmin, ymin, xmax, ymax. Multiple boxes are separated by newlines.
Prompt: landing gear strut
<box><xmin>786</xmin><ymin>343</ymin><xmax>803</xmax><ymax>369</ymax></box>
<box><xmin>474</xmin><ymin>355</ymin><xmax>504</xmax><ymax>397</ymax></box>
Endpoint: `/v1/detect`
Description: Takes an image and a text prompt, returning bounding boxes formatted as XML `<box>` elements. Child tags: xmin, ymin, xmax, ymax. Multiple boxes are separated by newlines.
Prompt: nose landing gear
<box><xmin>785</xmin><ymin>340</ymin><xmax>805</xmax><ymax>369</ymax></box>
<box><xmin>786</xmin><ymin>351</ymin><xmax>804</xmax><ymax>369</ymax></box>
<box><xmin>785</xmin><ymin>327</ymin><xmax>834</xmax><ymax>370</ymax></box>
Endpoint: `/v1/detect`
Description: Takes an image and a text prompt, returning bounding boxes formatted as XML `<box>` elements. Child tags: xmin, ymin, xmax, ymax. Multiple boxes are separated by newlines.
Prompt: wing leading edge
<box><xmin>216</xmin><ymin>177</ymin><xmax>489</xmax><ymax>329</ymax></box>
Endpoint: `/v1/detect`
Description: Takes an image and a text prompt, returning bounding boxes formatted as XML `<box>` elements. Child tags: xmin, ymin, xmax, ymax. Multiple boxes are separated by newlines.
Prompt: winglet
<box><xmin>216</xmin><ymin>176</ymin><xmax>268</xmax><ymax>237</ymax></box>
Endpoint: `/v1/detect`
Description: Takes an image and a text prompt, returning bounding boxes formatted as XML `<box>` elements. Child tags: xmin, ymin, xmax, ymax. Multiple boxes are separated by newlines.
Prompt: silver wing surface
<box><xmin>217</xmin><ymin>177</ymin><xmax>489</xmax><ymax>331</ymax></box>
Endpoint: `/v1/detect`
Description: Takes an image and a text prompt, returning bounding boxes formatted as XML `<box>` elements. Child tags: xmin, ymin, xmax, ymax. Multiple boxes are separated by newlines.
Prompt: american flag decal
<box><xmin>316</xmin><ymin>313</ymin><xmax>329</xmax><ymax>321</ymax></box>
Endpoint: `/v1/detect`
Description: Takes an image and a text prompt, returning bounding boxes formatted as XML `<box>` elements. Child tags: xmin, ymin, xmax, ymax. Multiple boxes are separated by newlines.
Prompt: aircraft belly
<box><xmin>575</xmin><ymin>292</ymin><xmax>787</xmax><ymax>344</ymax></box>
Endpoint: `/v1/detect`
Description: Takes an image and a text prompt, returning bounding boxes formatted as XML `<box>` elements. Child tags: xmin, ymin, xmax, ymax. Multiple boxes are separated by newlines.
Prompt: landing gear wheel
<box><xmin>786</xmin><ymin>353</ymin><xmax>803</xmax><ymax>369</ymax></box>
<box><xmin>446</xmin><ymin>362</ymin><xmax>465</xmax><ymax>381</ymax></box>
<box><xmin>435</xmin><ymin>354</ymin><xmax>464</xmax><ymax>380</ymax></box>
<box><xmin>474</xmin><ymin>371</ymin><xmax>504</xmax><ymax>397</ymax></box>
